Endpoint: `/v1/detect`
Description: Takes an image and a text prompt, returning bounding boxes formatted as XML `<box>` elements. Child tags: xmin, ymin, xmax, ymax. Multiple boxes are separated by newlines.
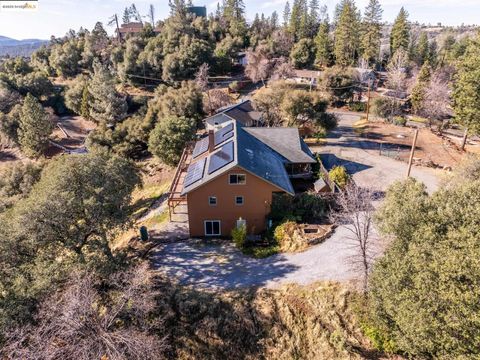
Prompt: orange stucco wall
<box><xmin>186</xmin><ymin>166</ymin><xmax>283</xmax><ymax>237</ymax></box>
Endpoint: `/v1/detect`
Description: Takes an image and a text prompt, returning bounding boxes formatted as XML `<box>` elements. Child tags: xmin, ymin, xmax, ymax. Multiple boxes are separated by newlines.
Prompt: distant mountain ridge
<box><xmin>0</xmin><ymin>36</ymin><xmax>49</xmax><ymax>57</ymax></box>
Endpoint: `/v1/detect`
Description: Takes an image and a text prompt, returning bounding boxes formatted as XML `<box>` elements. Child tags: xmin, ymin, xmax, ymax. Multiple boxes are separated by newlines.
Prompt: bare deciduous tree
<box><xmin>330</xmin><ymin>184</ymin><xmax>377</xmax><ymax>291</ymax></box>
<box><xmin>3</xmin><ymin>263</ymin><xmax>166</xmax><ymax>360</ymax></box>
<box><xmin>422</xmin><ymin>73</ymin><xmax>451</xmax><ymax>128</ymax></box>
<box><xmin>271</xmin><ymin>58</ymin><xmax>295</xmax><ymax>81</ymax></box>
<box><xmin>387</xmin><ymin>48</ymin><xmax>409</xmax><ymax>98</ymax></box>
<box><xmin>245</xmin><ymin>48</ymin><xmax>272</xmax><ymax>86</ymax></box>
<box><xmin>195</xmin><ymin>63</ymin><xmax>209</xmax><ymax>92</ymax></box>
<box><xmin>204</xmin><ymin>89</ymin><xmax>232</xmax><ymax>115</ymax></box>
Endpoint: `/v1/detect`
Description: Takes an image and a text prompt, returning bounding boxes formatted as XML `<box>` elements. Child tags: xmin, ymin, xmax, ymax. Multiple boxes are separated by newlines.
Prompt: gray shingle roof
<box><xmin>244</xmin><ymin>127</ymin><xmax>316</xmax><ymax>164</ymax></box>
<box><xmin>181</xmin><ymin>121</ymin><xmax>294</xmax><ymax>195</ymax></box>
<box><xmin>205</xmin><ymin>100</ymin><xmax>262</xmax><ymax>127</ymax></box>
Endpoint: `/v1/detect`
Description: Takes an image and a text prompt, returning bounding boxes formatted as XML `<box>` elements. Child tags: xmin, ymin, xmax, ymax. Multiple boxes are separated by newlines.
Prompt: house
<box><xmin>353</xmin><ymin>67</ymin><xmax>377</xmax><ymax>88</ymax></box>
<box><xmin>290</xmin><ymin>69</ymin><xmax>322</xmax><ymax>87</ymax></box>
<box><xmin>117</xmin><ymin>22</ymin><xmax>144</xmax><ymax>37</ymax></box>
<box><xmin>235</xmin><ymin>52</ymin><xmax>248</xmax><ymax>67</ymax></box>
<box><xmin>179</xmin><ymin>120</ymin><xmax>316</xmax><ymax>237</ymax></box>
<box><xmin>116</xmin><ymin>22</ymin><xmax>162</xmax><ymax>39</ymax></box>
<box><xmin>205</xmin><ymin>100</ymin><xmax>263</xmax><ymax>130</ymax></box>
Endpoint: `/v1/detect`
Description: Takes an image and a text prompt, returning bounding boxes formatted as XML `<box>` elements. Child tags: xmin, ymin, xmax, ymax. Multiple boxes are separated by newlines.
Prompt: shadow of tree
<box><xmin>0</xmin><ymin>150</ymin><xmax>17</xmax><ymax>161</ymax></box>
<box><xmin>319</xmin><ymin>153</ymin><xmax>373</xmax><ymax>175</ymax></box>
<box><xmin>150</xmin><ymin>240</ymin><xmax>300</xmax><ymax>290</ymax></box>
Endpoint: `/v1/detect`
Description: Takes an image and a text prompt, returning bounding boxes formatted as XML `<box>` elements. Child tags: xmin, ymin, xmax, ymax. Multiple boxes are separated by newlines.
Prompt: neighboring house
<box><xmin>354</xmin><ymin>67</ymin><xmax>377</xmax><ymax>88</ymax></box>
<box><xmin>116</xmin><ymin>22</ymin><xmax>162</xmax><ymax>39</ymax></box>
<box><xmin>383</xmin><ymin>89</ymin><xmax>409</xmax><ymax>100</ymax></box>
<box><xmin>236</xmin><ymin>52</ymin><xmax>248</xmax><ymax>67</ymax></box>
<box><xmin>179</xmin><ymin>120</ymin><xmax>315</xmax><ymax>237</ymax></box>
<box><xmin>205</xmin><ymin>100</ymin><xmax>263</xmax><ymax>130</ymax></box>
<box><xmin>117</xmin><ymin>22</ymin><xmax>143</xmax><ymax>37</ymax></box>
<box><xmin>289</xmin><ymin>69</ymin><xmax>322</xmax><ymax>87</ymax></box>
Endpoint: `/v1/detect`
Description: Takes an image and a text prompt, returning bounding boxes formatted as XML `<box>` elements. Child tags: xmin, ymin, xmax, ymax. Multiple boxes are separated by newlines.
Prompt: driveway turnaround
<box><xmin>150</xmin><ymin>225</ymin><xmax>385</xmax><ymax>290</ymax></box>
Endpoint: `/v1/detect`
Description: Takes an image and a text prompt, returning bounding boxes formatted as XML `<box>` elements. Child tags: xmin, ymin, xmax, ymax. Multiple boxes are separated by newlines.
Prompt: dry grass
<box><xmin>157</xmin><ymin>280</ymin><xmax>399</xmax><ymax>360</ymax></box>
<box><xmin>113</xmin><ymin>158</ymin><xmax>173</xmax><ymax>250</ymax></box>
<box><xmin>275</xmin><ymin>222</ymin><xmax>334</xmax><ymax>253</ymax></box>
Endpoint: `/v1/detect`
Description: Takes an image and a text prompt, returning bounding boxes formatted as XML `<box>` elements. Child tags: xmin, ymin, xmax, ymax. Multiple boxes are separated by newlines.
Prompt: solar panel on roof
<box><xmin>192</xmin><ymin>137</ymin><xmax>209</xmax><ymax>158</ymax></box>
<box><xmin>208</xmin><ymin>141</ymin><xmax>234</xmax><ymax>174</ymax></box>
<box><xmin>214</xmin><ymin>123</ymin><xmax>234</xmax><ymax>146</ymax></box>
<box><xmin>184</xmin><ymin>158</ymin><xmax>206</xmax><ymax>187</ymax></box>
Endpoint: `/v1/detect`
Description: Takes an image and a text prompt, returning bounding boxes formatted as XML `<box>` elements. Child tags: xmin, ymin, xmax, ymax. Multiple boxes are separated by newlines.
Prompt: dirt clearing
<box><xmin>362</xmin><ymin>121</ymin><xmax>465</xmax><ymax>168</ymax></box>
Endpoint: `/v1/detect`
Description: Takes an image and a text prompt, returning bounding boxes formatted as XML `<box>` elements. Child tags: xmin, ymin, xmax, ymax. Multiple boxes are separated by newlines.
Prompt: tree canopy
<box><xmin>390</xmin><ymin>7</ymin><xmax>410</xmax><ymax>55</ymax></box>
<box><xmin>148</xmin><ymin>115</ymin><xmax>196</xmax><ymax>166</ymax></box>
<box><xmin>370</xmin><ymin>160</ymin><xmax>480</xmax><ymax>357</ymax></box>
<box><xmin>18</xmin><ymin>94</ymin><xmax>54</xmax><ymax>158</ymax></box>
<box><xmin>452</xmin><ymin>34</ymin><xmax>480</xmax><ymax>135</ymax></box>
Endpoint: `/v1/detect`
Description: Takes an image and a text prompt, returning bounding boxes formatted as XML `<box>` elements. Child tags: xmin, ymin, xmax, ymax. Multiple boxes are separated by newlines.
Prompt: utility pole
<box><xmin>365</xmin><ymin>79</ymin><xmax>372</xmax><ymax>122</ymax></box>
<box><xmin>406</xmin><ymin>129</ymin><xmax>419</xmax><ymax>178</ymax></box>
<box><xmin>461</xmin><ymin>128</ymin><xmax>468</xmax><ymax>151</ymax></box>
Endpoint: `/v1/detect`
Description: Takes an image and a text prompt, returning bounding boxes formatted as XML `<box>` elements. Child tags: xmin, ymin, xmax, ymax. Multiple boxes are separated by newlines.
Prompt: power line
<box><xmin>124</xmin><ymin>73</ymin><xmax>370</xmax><ymax>90</ymax></box>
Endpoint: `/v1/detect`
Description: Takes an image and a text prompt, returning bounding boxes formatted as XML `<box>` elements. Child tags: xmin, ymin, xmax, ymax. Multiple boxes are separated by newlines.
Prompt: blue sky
<box><xmin>0</xmin><ymin>0</ymin><xmax>478</xmax><ymax>40</ymax></box>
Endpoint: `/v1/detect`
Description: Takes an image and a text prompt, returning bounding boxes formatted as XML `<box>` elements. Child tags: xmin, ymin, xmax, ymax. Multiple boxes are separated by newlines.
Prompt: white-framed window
<box><xmin>235</xmin><ymin>196</ymin><xmax>244</xmax><ymax>205</ymax></box>
<box><xmin>208</xmin><ymin>196</ymin><xmax>217</xmax><ymax>206</ymax></box>
<box><xmin>204</xmin><ymin>220</ymin><xmax>221</xmax><ymax>236</ymax></box>
<box><xmin>229</xmin><ymin>174</ymin><xmax>246</xmax><ymax>185</ymax></box>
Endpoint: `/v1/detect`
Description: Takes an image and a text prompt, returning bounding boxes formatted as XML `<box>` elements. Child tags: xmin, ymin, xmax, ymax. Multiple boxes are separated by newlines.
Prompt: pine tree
<box><xmin>334</xmin><ymin>0</ymin><xmax>360</xmax><ymax>67</ymax></box>
<box><xmin>298</xmin><ymin>2</ymin><xmax>310</xmax><ymax>39</ymax></box>
<box><xmin>88</xmin><ymin>61</ymin><xmax>127</xmax><ymax>124</ymax></box>
<box><xmin>410</xmin><ymin>62</ymin><xmax>431</xmax><ymax>114</ymax></box>
<box><xmin>122</xmin><ymin>7</ymin><xmax>131</xmax><ymax>24</ymax></box>
<box><xmin>390</xmin><ymin>7</ymin><xmax>410</xmax><ymax>55</ymax></box>
<box><xmin>428</xmin><ymin>40</ymin><xmax>438</xmax><ymax>67</ymax></box>
<box><xmin>271</xmin><ymin>11</ymin><xmax>279</xmax><ymax>30</ymax></box>
<box><xmin>308</xmin><ymin>0</ymin><xmax>320</xmax><ymax>37</ymax></box>
<box><xmin>80</xmin><ymin>85</ymin><xmax>91</xmax><ymax>120</ymax></box>
<box><xmin>416</xmin><ymin>31</ymin><xmax>429</xmax><ymax>66</ymax></box>
<box><xmin>314</xmin><ymin>19</ymin><xmax>332</xmax><ymax>67</ymax></box>
<box><xmin>361</xmin><ymin>0</ymin><xmax>383</xmax><ymax>65</ymax></box>
<box><xmin>452</xmin><ymin>34</ymin><xmax>480</xmax><ymax>135</ymax></box>
<box><xmin>283</xmin><ymin>1</ymin><xmax>291</xmax><ymax>27</ymax></box>
<box><xmin>223</xmin><ymin>0</ymin><xmax>247</xmax><ymax>39</ymax></box>
<box><xmin>289</xmin><ymin>0</ymin><xmax>303</xmax><ymax>40</ymax></box>
<box><xmin>18</xmin><ymin>93</ymin><xmax>54</xmax><ymax>158</ymax></box>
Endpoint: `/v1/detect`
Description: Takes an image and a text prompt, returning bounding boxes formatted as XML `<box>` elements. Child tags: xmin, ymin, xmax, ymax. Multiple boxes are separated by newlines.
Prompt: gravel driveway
<box><xmin>315</xmin><ymin>111</ymin><xmax>441</xmax><ymax>193</ymax></box>
<box><xmin>151</xmin><ymin>225</ymin><xmax>378</xmax><ymax>290</ymax></box>
<box><xmin>151</xmin><ymin>112</ymin><xmax>442</xmax><ymax>290</ymax></box>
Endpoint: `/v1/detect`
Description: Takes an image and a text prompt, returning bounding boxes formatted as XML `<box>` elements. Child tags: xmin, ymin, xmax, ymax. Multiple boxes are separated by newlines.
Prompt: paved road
<box><xmin>151</xmin><ymin>112</ymin><xmax>442</xmax><ymax>290</ymax></box>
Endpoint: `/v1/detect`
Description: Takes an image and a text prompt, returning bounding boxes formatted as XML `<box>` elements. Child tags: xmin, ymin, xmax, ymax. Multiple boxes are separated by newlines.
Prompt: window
<box><xmin>204</xmin><ymin>220</ymin><xmax>221</xmax><ymax>236</ymax></box>
<box><xmin>208</xmin><ymin>196</ymin><xmax>217</xmax><ymax>206</ymax></box>
<box><xmin>235</xmin><ymin>196</ymin><xmax>244</xmax><ymax>205</ymax></box>
<box><xmin>229</xmin><ymin>174</ymin><xmax>246</xmax><ymax>185</ymax></box>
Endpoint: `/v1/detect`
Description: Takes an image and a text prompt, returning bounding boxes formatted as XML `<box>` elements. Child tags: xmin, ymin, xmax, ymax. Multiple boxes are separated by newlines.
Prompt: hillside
<box><xmin>158</xmin><ymin>280</ymin><xmax>397</xmax><ymax>360</ymax></box>
<box><xmin>0</xmin><ymin>36</ymin><xmax>48</xmax><ymax>57</ymax></box>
